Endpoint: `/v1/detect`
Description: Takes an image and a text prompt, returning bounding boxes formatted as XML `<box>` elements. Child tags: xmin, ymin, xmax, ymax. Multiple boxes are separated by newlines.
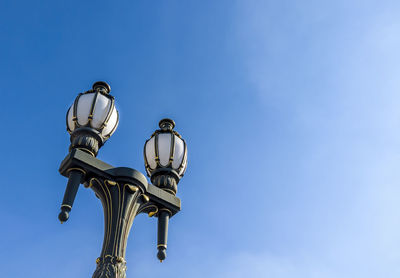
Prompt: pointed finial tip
<box><xmin>157</xmin><ymin>248</ymin><xmax>167</xmax><ymax>261</ymax></box>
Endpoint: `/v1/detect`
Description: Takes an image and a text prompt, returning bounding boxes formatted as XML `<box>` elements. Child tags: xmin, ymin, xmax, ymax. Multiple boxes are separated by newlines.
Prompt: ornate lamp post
<box><xmin>58</xmin><ymin>81</ymin><xmax>188</xmax><ymax>278</ymax></box>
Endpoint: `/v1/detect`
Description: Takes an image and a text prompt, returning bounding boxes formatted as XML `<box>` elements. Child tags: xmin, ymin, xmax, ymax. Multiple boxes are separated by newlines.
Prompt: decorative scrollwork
<box><xmin>86</xmin><ymin>178</ymin><xmax>142</xmax><ymax>278</ymax></box>
<box><xmin>92</xmin><ymin>256</ymin><xmax>127</xmax><ymax>278</ymax></box>
<box><xmin>137</xmin><ymin>202</ymin><xmax>159</xmax><ymax>217</ymax></box>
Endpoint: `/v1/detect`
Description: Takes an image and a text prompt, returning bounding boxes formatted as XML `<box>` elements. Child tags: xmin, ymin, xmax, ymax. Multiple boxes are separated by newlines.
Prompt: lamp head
<box><xmin>144</xmin><ymin>119</ymin><xmax>187</xmax><ymax>194</ymax></box>
<box><xmin>66</xmin><ymin>81</ymin><xmax>119</xmax><ymax>156</ymax></box>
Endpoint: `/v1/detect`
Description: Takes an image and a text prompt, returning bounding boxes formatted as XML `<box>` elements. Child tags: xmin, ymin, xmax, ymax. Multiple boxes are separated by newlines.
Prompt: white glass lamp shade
<box><xmin>144</xmin><ymin>130</ymin><xmax>187</xmax><ymax>178</ymax></box>
<box><xmin>66</xmin><ymin>91</ymin><xmax>119</xmax><ymax>138</ymax></box>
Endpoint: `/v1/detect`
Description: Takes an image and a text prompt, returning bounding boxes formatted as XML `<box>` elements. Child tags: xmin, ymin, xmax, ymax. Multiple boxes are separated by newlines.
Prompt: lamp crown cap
<box><xmin>92</xmin><ymin>81</ymin><xmax>111</xmax><ymax>94</ymax></box>
<box><xmin>159</xmin><ymin>118</ymin><xmax>175</xmax><ymax>131</ymax></box>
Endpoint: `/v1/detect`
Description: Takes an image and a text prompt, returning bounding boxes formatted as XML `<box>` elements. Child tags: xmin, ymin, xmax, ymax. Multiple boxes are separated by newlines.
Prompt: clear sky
<box><xmin>0</xmin><ymin>1</ymin><xmax>399</xmax><ymax>277</ymax></box>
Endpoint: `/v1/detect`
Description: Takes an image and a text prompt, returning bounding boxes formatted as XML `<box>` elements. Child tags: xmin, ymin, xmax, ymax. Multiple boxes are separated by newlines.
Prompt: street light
<box><xmin>58</xmin><ymin>81</ymin><xmax>187</xmax><ymax>278</ymax></box>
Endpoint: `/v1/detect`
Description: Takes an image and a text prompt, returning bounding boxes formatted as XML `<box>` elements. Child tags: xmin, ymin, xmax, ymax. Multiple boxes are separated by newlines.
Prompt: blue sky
<box><xmin>1</xmin><ymin>0</ymin><xmax>400</xmax><ymax>277</ymax></box>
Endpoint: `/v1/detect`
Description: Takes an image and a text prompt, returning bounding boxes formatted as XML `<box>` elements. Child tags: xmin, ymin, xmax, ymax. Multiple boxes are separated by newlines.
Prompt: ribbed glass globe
<box><xmin>144</xmin><ymin>119</ymin><xmax>187</xmax><ymax>178</ymax></box>
<box><xmin>66</xmin><ymin>82</ymin><xmax>119</xmax><ymax>138</ymax></box>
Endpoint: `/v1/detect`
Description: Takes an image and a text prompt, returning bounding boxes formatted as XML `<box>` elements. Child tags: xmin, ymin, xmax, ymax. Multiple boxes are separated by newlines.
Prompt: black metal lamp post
<box><xmin>58</xmin><ymin>81</ymin><xmax>188</xmax><ymax>278</ymax></box>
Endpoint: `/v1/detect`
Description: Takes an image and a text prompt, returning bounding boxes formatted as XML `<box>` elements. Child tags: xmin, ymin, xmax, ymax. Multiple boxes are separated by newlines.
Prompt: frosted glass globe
<box><xmin>144</xmin><ymin>128</ymin><xmax>187</xmax><ymax>178</ymax></box>
<box><xmin>67</xmin><ymin>91</ymin><xmax>119</xmax><ymax>138</ymax></box>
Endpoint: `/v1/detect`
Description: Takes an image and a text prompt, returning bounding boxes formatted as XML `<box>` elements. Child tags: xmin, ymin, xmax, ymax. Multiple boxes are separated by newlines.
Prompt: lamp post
<box><xmin>58</xmin><ymin>81</ymin><xmax>188</xmax><ymax>278</ymax></box>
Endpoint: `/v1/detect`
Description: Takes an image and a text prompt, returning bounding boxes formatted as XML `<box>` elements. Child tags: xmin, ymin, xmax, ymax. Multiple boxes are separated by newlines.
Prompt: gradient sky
<box><xmin>1</xmin><ymin>1</ymin><xmax>400</xmax><ymax>277</ymax></box>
